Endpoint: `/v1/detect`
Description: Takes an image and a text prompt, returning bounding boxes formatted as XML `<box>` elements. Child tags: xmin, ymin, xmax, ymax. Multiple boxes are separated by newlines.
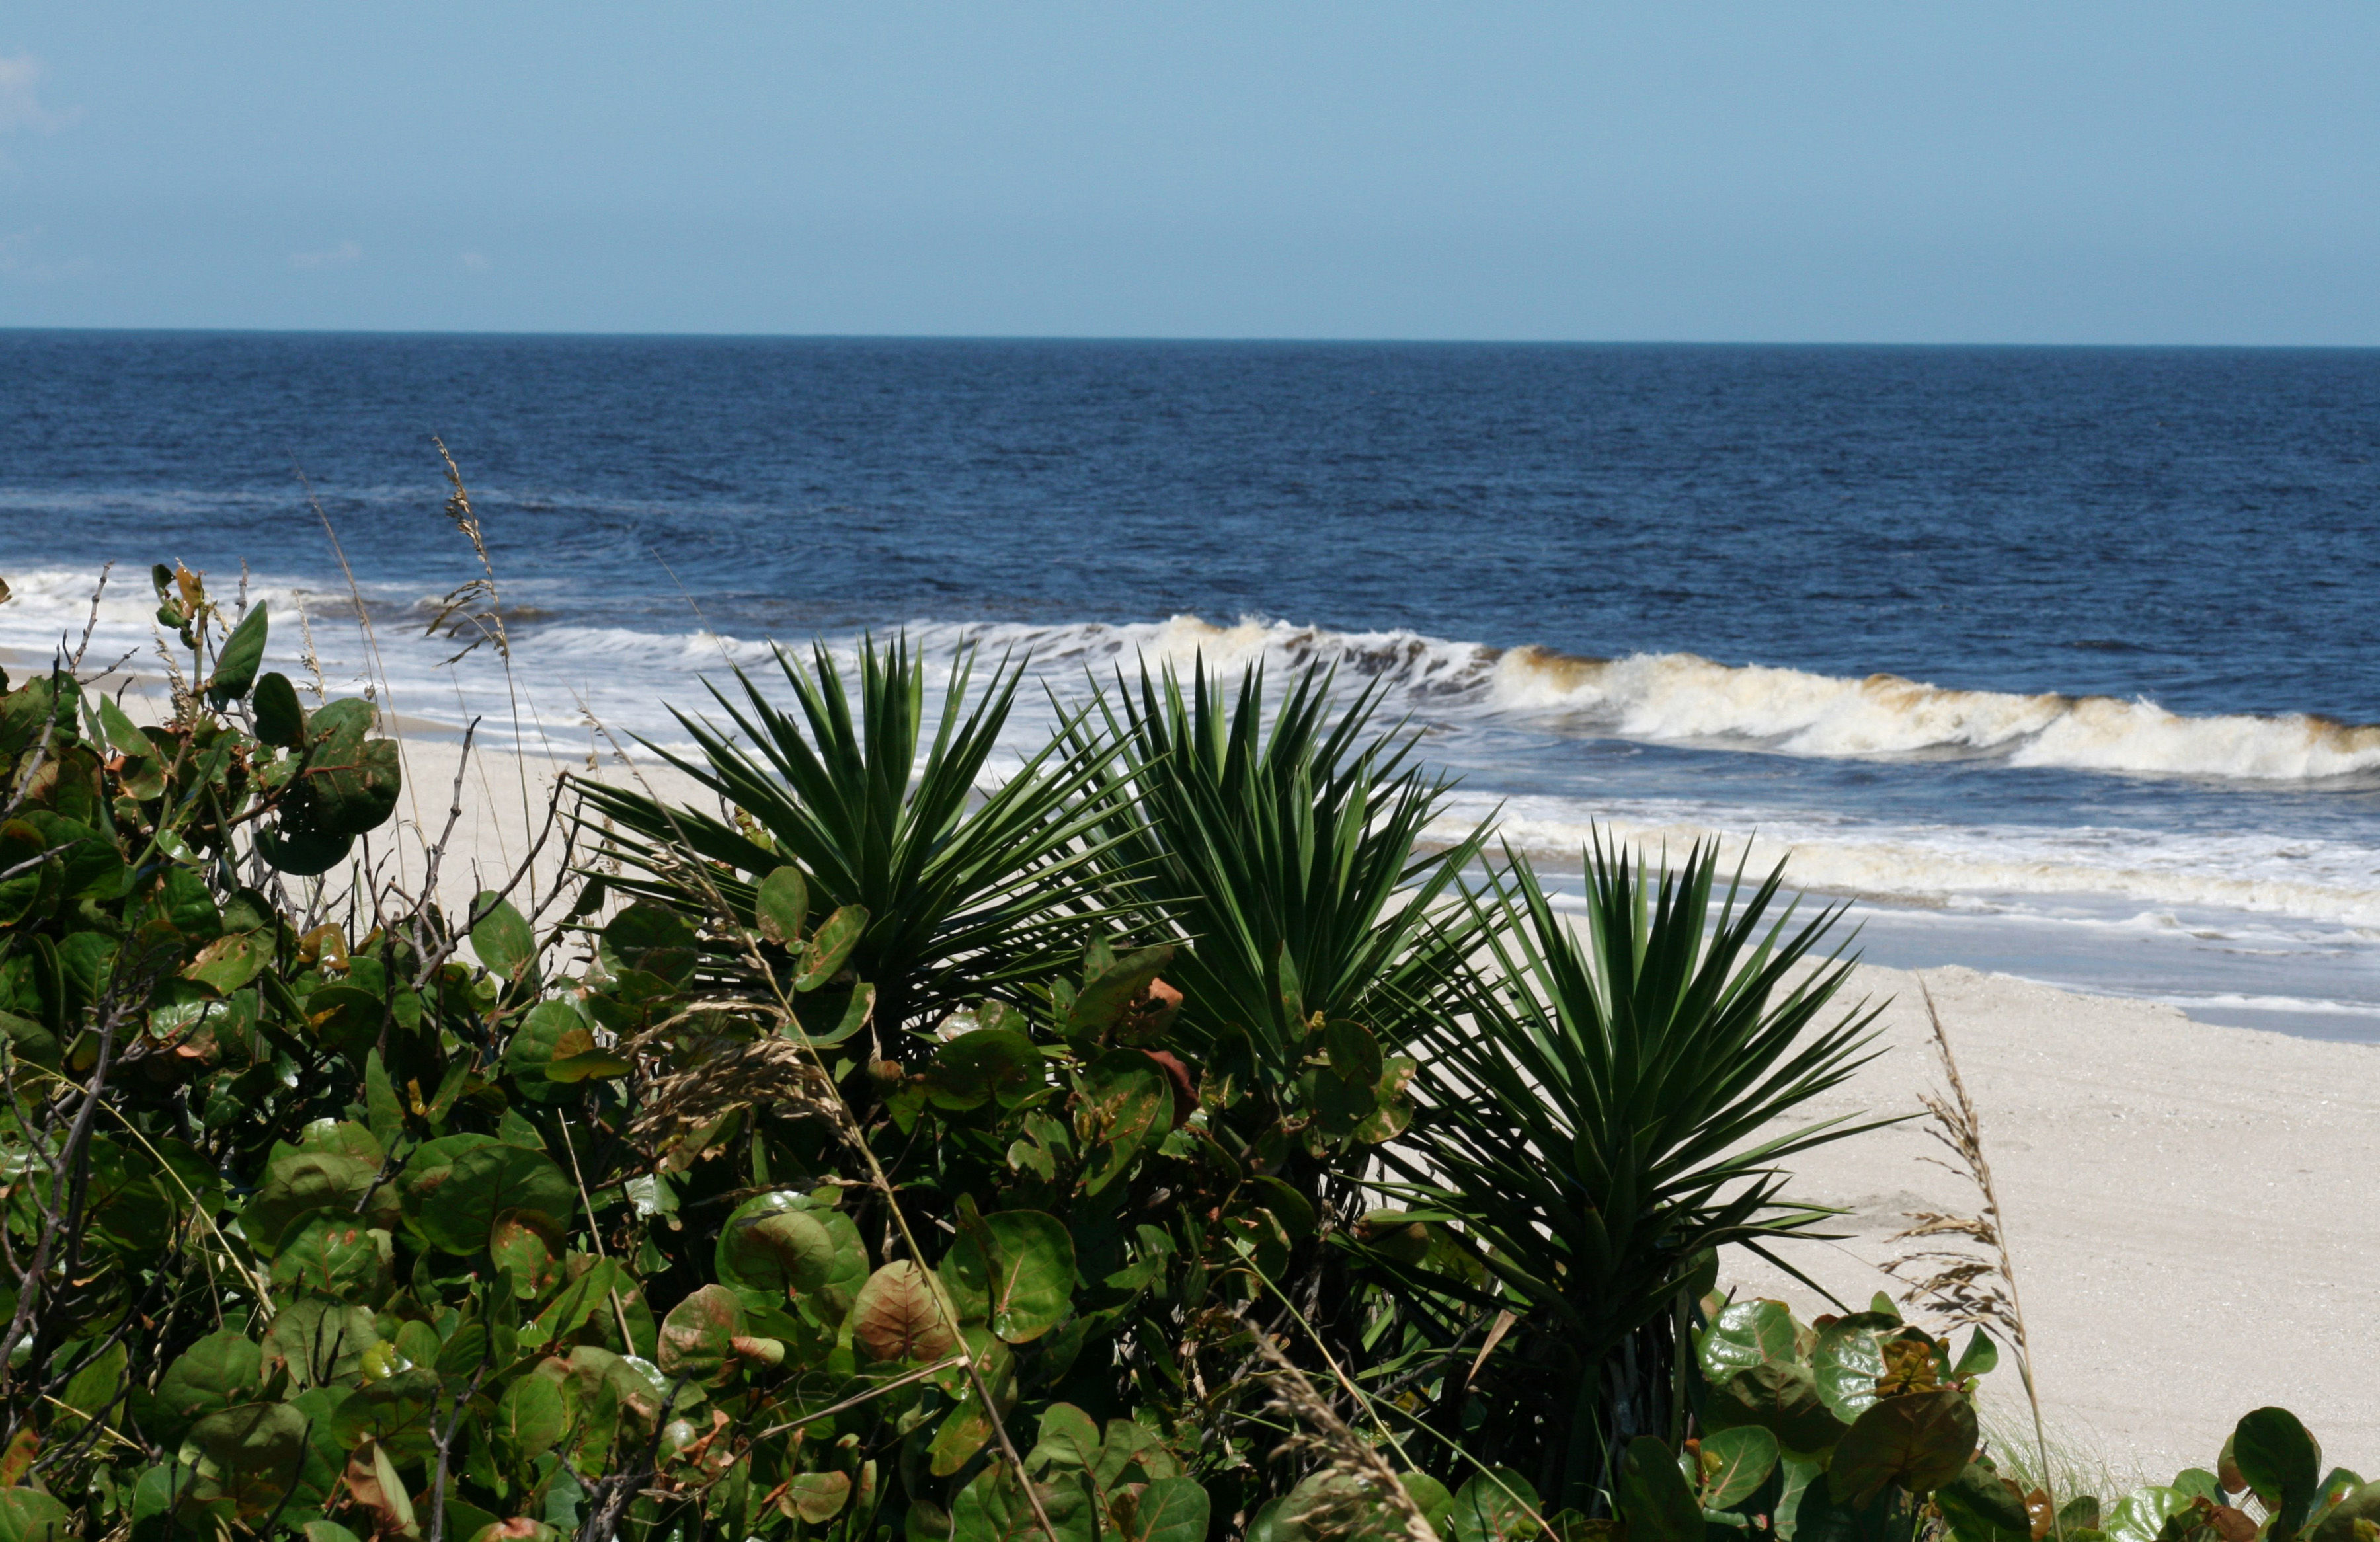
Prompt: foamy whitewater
<box><xmin>5</xmin><ymin>334</ymin><xmax>2378</xmax><ymax>1039</ymax></box>
<box><xmin>8</xmin><ymin>570</ymin><xmax>2377</xmax><ymax>1040</ymax></box>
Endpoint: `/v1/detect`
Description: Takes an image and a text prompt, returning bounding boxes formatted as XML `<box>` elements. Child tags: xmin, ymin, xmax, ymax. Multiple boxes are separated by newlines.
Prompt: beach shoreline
<box><xmin>41</xmin><ymin>683</ymin><xmax>2380</xmax><ymax>1473</ymax></box>
<box><xmin>382</xmin><ymin>740</ymin><xmax>2378</xmax><ymax>1477</ymax></box>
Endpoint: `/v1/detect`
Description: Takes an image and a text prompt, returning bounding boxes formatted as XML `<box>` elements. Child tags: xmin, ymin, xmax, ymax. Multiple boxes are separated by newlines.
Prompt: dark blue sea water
<box><xmin>5</xmin><ymin>332</ymin><xmax>2377</xmax><ymax>1035</ymax></box>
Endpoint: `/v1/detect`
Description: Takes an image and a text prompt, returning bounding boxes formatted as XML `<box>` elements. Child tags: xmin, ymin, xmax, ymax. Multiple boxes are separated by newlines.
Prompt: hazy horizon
<box><xmin>10</xmin><ymin>328</ymin><xmax>2380</xmax><ymax>352</ymax></box>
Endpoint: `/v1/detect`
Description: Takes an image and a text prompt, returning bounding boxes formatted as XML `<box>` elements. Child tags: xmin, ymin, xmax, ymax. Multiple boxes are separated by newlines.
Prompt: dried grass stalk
<box><xmin>1886</xmin><ymin>980</ymin><xmax>2061</xmax><ymax>1536</ymax></box>
<box><xmin>629</xmin><ymin>1035</ymin><xmax>837</xmax><ymax>1157</ymax></box>
<box><xmin>1251</xmin><ymin>1329</ymin><xmax>1436</xmax><ymax>1542</ymax></box>
<box><xmin>424</xmin><ymin>438</ymin><xmax>511</xmax><ymax>666</ymax></box>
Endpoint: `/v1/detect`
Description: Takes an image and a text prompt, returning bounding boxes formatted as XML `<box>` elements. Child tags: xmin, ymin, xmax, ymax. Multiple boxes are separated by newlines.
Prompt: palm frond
<box><xmin>1378</xmin><ymin>833</ymin><xmax>1893</xmax><ymax>1506</ymax></box>
<box><xmin>576</xmin><ymin>635</ymin><xmax>1125</xmax><ymax>1035</ymax></box>
<box><xmin>1072</xmin><ymin>655</ymin><xmax>1491</xmax><ymax>1085</ymax></box>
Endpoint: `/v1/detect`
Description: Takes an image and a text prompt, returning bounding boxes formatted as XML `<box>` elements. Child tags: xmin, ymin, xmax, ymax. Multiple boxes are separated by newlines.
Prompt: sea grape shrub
<box><xmin>0</xmin><ymin>584</ymin><xmax>1412</xmax><ymax>1542</ymax></box>
<box><xmin>1670</xmin><ymin>1297</ymin><xmax>2380</xmax><ymax>1542</ymax></box>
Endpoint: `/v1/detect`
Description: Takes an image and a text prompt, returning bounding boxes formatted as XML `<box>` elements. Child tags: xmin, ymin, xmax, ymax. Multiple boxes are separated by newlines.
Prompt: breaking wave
<box><xmin>5</xmin><ymin>572</ymin><xmax>2376</xmax><ymax>786</ymax></box>
<box><xmin>897</xmin><ymin>615</ymin><xmax>2380</xmax><ymax>785</ymax></box>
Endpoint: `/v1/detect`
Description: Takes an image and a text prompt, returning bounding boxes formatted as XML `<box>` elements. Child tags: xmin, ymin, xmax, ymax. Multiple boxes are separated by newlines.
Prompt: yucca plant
<box><xmin>576</xmin><ymin>635</ymin><xmax>1121</xmax><ymax>1037</ymax></box>
<box><xmin>1076</xmin><ymin>658</ymin><xmax>1491</xmax><ymax>1090</ymax></box>
<box><xmin>1064</xmin><ymin>658</ymin><xmax>1497</xmax><ymax>1421</ymax></box>
<box><xmin>1379</xmin><ymin>838</ymin><xmax>1891</xmax><ymax>1515</ymax></box>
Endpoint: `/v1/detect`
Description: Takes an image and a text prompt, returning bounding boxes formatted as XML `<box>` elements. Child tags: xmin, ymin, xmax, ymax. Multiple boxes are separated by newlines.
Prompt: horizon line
<box><xmin>5</xmin><ymin>325</ymin><xmax>2379</xmax><ymax>353</ymax></box>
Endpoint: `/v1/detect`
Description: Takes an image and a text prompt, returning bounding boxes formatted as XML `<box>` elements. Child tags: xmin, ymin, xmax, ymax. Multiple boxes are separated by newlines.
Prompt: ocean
<box><xmin>5</xmin><ymin>331</ymin><xmax>2377</xmax><ymax>1039</ymax></box>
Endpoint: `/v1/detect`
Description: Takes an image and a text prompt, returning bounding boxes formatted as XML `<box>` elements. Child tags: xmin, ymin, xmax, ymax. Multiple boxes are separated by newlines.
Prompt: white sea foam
<box><xmin>871</xmin><ymin>614</ymin><xmax>2380</xmax><ymax>784</ymax></box>
<box><xmin>1445</xmin><ymin>796</ymin><xmax>2380</xmax><ymax>931</ymax></box>
<box><xmin>6</xmin><ymin>568</ymin><xmax>2376</xmax><ymax>941</ymax></box>
<box><xmin>8</xmin><ymin>574</ymin><xmax>2371</xmax><ymax>785</ymax></box>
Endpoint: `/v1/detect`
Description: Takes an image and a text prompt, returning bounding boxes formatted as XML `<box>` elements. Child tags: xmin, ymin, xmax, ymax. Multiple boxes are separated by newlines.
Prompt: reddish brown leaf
<box><xmin>852</xmin><ymin>1260</ymin><xmax>958</xmax><ymax>1362</ymax></box>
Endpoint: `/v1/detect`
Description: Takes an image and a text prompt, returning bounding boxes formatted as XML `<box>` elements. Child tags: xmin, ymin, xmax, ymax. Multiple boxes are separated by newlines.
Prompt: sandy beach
<box><xmin>375</xmin><ymin>740</ymin><xmax>2375</xmax><ymax>1480</ymax></box>
<box><xmin>56</xmin><ymin>691</ymin><xmax>2380</xmax><ymax>1481</ymax></box>
<box><xmin>1720</xmin><ymin>961</ymin><xmax>2380</xmax><ymax>1481</ymax></box>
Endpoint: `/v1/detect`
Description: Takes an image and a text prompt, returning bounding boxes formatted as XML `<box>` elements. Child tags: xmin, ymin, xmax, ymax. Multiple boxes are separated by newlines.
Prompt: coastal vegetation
<box><xmin>0</xmin><ymin>561</ymin><xmax>2366</xmax><ymax>1542</ymax></box>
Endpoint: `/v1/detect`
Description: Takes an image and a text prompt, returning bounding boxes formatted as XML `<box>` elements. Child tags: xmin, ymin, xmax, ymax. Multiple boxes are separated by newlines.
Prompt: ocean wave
<box><xmin>6</xmin><ymin>568</ymin><xmax>2378</xmax><ymax>786</ymax></box>
<box><xmin>896</xmin><ymin>615</ymin><xmax>2380</xmax><ymax>785</ymax></box>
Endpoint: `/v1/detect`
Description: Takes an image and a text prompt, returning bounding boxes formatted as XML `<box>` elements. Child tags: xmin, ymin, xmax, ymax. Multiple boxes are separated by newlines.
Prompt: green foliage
<box><xmin>573</xmin><ymin>636</ymin><xmax>1121</xmax><ymax>1035</ymax></box>
<box><xmin>0</xmin><ymin>599</ymin><xmax>1380</xmax><ymax>1542</ymax></box>
<box><xmin>1379</xmin><ymin>841</ymin><xmax>1889</xmax><ymax>1510</ymax></box>
<box><xmin>1074</xmin><ymin>660</ymin><xmax>1488</xmax><ymax>1090</ymax></box>
<box><xmin>1653</xmin><ymin>1296</ymin><xmax>2371</xmax><ymax>1542</ymax></box>
<box><xmin>3</xmin><ymin>584</ymin><xmax>2352</xmax><ymax>1542</ymax></box>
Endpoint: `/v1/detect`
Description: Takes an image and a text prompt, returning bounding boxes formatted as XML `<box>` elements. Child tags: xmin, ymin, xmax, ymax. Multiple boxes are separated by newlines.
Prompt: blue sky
<box><xmin>3</xmin><ymin>4</ymin><xmax>2377</xmax><ymax>343</ymax></box>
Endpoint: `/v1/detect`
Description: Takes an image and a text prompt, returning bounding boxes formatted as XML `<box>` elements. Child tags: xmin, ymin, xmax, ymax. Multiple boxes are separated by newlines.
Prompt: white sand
<box><xmin>333</xmin><ymin>733</ymin><xmax>716</xmax><ymax>921</ymax></box>
<box><xmin>1720</xmin><ymin>962</ymin><xmax>2380</xmax><ymax>1482</ymax></box>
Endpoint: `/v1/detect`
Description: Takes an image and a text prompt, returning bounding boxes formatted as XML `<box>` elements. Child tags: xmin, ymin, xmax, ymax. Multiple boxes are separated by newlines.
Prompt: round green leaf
<box><xmin>243</xmin><ymin>1149</ymin><xmax>382</xmax><ymax>1256</ymax></box>
<box><xmin>398</xmin><ymin>1132</ymin><xmax>501</xmax><ymax>1217</ymax></box>
<box><xmin>470</xmin><ymin>893</ymin><xmax>537</xmax><ymax>984</ymax></box>
<box><xmin>270</xmin><ymin>1214</ymin><xmax>392</xmax><ymax>1302</ymax></box>
<box><xmin>926</xmin><ymin>1030</ymin><xmax>1045</xmax><ymax>1112</ymax></box>
<box><xmin>1027</xmin><ymin>1403</ymin><xmax>1103</xmax><ymax>1474</ymax></box>
<box><xmin>206</xmin><ymin>603</ymin><xmax>270</xmax><ymax>706</ymax></box>
<box><xmin>789</xmin><ymin>1473</ymin><xmax>852</xmax><ymax>1525</ymax></box>
<box><xmin>263</xmin><ymin>1299</ymin><xmax>381</xmax><ymax>1387</ymax></box>
<box><xmin>1615</xmin><ymin>1437</ymin><xmax>1699</xmax><ymax>1542</ymax></box>
<box><xmin>253</xmin><ymin>672</ymin><xmax>305</xmax><ymax>748</ymax></box>
<box><xmin>2104</xmin><ymin>1486</ymin><xmax>2193</xmax><ymax>1542</ymax></box>
<box><xmin>156</xmin><ymin>1330</ymin><xmax>266</xmax><ymax>1437</ymax></box>
<box><xmin>1400</xmin><ymin>1474</ymin><xmax>1455</xmax><ymax>1534</ymax></box>
<box><xmin>331</xmin><ymin>1367</ymin><xmax>442</xmax><ymax>1465</ymax></box>
<box><xmin>945</xmin><ymin>1210</ymin><xmax>1075</xmax><ymax>1344</ymax></box>
<box><xmin>1065</xmin><ymin>944</ymin><xmax>1173</xmax><ymax>1033</ymax></box>
<box><xmin>1827</xmin><ymin>1390</ymin><xmax>1977</xmax><ymax>1507</ymax></box>
<box><xmin>2309</xmin><ymin>1483</ymin><xmax>2380</xmax><ymax>1542</ymax></box>
<box><xmin>502</xmin><ymin>999</ymin><xmax>583</xmax><ymax>1102</ymax></box>
<box><xmin>292</xmin><ymin>701</ymin><xmax>402</xmax><ymax>837</ymax></box>
<box><xmin>298</xmin><ymin>984</ymin><xmax>385</xmax><ymax>1055</ymax></box>
<box><xmin>1079</xmin><ymin>1050</ymin><xmax>1171</xmax><ymax>1197</ymax></box>
<box><xmin>1451</xmin><ymin>1467</ymin><xmax>1543</xmax><ymax>1542</ymax></box>
<box><xmin>1700</xmin><ymin>1299</ymin><xmax>1800</xmax><ymax>1381</ymax></box>
<box><xmin>2235</xmin><ymin>1407</ymin><xmax>2322</xmax><ymax>1516</ymax></box>
<box><xmin>1126</xmin><ymin>1477</ymin><xmax>1210</xmax><ymax>1542</ymax></box>
<box><xmin>929</xmin><ymin>1332</ymin><xmax>1019</xmax><ymax>1478</ymax></box>
<box><xmin>186</xmin><ymin>931</ymin><xmax>266</xmax><ymax>995</ymax></box>
<box><xmin>853</xmin><ymin>1260</ymin><xmax>961</xmax><ymax>1363</ymax></box>
<box><xmin>414</xmin><ymin>1143</ymin><xmax>575</xmax><ymax>1256</ymax></box>
<box><xmin>658</xmin><ymin>1284</ymin><xmax>747</xmax><ymax>1383</ymax></box>
<box><xmin>0</xmin><ymin>1486</ymin><xmax>77</xmax><ymax>1542</ymax></box>
<box><xmin>188</xmin><ymin>1399</ymin><xmax>310</xmax><ymax>1483</ymax></box>
<box><xmin>1700</xmin><ymin>1426</ymin><xmax>1782</xmax><ymax>1510</ymax></box>
<box><xmin>1936</xmin><ymin>1463</ymin><xmax>2032</xmax><ymax>1542</ymax></box>
<box><xmin>1811</xmin><ymin>1311</ymin><xmax>1899</xmax><ymax>1422</ymax></box>
<box><xmin>490</xmin><ymin>1212</ymin><xmax>560</xmax><ymax>1295</ymax></box>
<box><xmin>717</xmin><ymin>1201</ymin><xmax>836</xmax><ymax>1298</ymax></box>
<box><xmin>259</xmin><ymin>821</ymin><xmax>352</xmax><ymax>876</ymax></box>
<box><xmin>754</xmin><ymin>865</ymin><xmax>809</xmax><ymax>944</ymax></box>
<box><xmin>1322</xmin><ymin>1018</ymin><xmax>1382</xmax><ymax>1089</ymax></box>
<box><xmin>606</xmin><ymin>902</ymin><xmax>697</xmax><ymax>985</ymax></box>
<box><xmin>1704</xmin><ymin>1362</ymin><xmax>1846</xmax><ymax>1457</ymax></box>
<box><xmin>795</xmin><ymin>904</ymin><xmax>866</xmax><ymax>990</ymax></box>
<box><xmin>495</xmin><ymin>1374</ymin><xmax>567</xmax><ymax>1461</ymax></box>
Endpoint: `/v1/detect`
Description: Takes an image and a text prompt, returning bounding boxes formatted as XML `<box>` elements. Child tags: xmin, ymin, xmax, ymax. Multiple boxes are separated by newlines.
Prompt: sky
<box><xmin>3</xmin><ymin>5</ymin><xmax>2379</xmax><ymax>344</ymax></box>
